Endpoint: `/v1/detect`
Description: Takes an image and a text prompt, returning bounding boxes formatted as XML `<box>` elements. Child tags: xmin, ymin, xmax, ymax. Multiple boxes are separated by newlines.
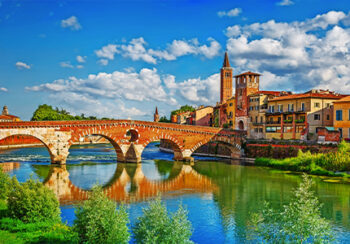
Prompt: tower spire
<box><xmin>223</xmin><ymin>51</ymin><xmax>230</xmax><ymax>68</ymax></box>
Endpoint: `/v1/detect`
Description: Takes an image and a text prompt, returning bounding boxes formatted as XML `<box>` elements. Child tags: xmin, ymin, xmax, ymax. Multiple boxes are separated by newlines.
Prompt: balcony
<box><xmin>266</xmin><ymin>120</ymin><xmax>281</xmax><ymax>125</ymax></box>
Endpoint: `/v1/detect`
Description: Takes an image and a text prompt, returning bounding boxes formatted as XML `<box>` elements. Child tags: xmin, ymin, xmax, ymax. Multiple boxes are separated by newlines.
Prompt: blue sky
<box><xmin>1</xmin><ymin>0</ymin><xmax>350</xmax><ymax>121</ymax></box>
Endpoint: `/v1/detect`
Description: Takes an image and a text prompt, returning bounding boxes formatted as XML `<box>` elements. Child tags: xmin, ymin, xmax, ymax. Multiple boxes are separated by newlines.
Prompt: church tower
<box><xmin>235</xmin><ymin>71</ymin><xmax>260</xmax><ymax>130</ymax></box>
<box><xmin>2</xmin><ymin>106</ymin><xmax>9</xmax><ymax>115</ymax></box>
<box><xmin>220</xmin><ymin>52</ymin><xmax>233</xmax><ymax>104</ymax></box>
<box><xmin>154</xmin><ymin>107</ymin><xmax>159</xmax><ymax>122</ymax></box>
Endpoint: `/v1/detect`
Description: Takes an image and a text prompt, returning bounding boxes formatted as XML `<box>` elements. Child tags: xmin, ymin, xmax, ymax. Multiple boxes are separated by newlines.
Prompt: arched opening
<box><xmin>238</xmin><ymin>120</ymin><xmax>244</xmax><ymax>130</ymax></box>
<box><xmin>0</xmin><ymin>134</ymin><xmax>54</xmax><ymax>182</ymax></box>
<box><xmin>66</xmin><ymin>134</ymin><xmax>122</xmax><ymax>190</ymax></box>
<box><xmin>142</xmin><ymin>139</ymin><xmax>183</xmax><ymax>162</ymax></box>
<box><xmin>125</xmin><ymin>129</ymin><xmax>139</xmax><ymax>142</ymax></box>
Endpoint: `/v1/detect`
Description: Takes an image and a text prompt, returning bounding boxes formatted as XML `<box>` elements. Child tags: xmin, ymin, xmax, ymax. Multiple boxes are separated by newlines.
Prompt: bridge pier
<box><xmin>123</xmin><ymin>144</ymin><xmax>143</xmax><ymax>163</ymax></box>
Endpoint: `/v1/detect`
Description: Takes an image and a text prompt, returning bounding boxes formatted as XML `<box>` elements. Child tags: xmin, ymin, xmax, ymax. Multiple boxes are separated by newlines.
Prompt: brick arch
<box><xmin>68</xmin><ymin>129</ymin><xmax>125</xmax><ymax>161</ymax></box>
<box><xmin>190</xmin><ymin>137</ymin><xmax>242</xmax><ymax>158</ymax></box>
<box><xmin>0</xmin><ymin>132</ymin><xmax>54</xmax><ymax>158</ymax></box>
<box><xmin>140</xmin><ymin>133</ymin><xmax>184</xmax><ymax>160</ymax></box>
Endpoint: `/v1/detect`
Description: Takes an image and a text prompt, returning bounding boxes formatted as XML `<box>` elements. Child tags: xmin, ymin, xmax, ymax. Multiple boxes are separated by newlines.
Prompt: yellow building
<box><xmin>265</xmin><ymin>89</ymin><xmax>344</xmax><ymax>140</ymax></box>
<box><xmin>247</xmin><ymin>91</ymin><xmax>281</xmax><ymax>139</ymax></box>
<box><xmin>226</xmin><ymin>96</ymin><xmax>235</xmax><ymax>129</ymax></box>
<box><xmin>333</xmin><ymin>96</ymin><xmax>350</xmax><ymax>139</ymax></box>
<box><xmin>0</xmin><ymin>106</ymin><xmax>20</xmax><ymax>122</ymax></box>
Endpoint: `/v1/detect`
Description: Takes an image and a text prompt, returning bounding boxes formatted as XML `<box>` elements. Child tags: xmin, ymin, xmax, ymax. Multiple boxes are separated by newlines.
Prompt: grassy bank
<box><xmin>255</xmin><ymin>141</ymin><xmax>350</xmax><ymax>177</ymax></box>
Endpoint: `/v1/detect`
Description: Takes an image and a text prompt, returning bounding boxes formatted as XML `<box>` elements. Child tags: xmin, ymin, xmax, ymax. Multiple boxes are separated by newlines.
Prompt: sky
<box><xmin>1</xmin><ymin>0</ymin><xmax>350</xmax><ymax>121</ymax></box>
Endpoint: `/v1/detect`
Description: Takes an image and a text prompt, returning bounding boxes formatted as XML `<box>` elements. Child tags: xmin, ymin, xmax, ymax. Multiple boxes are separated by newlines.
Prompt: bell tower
<box><xmin>220</xmin><ymin>52</ymin><xmax>233</xmax><ymax>104</ymax></box>
<box><xmin>154</xmin><ymin>107</ymin><xmax>159</xmax><ymax>122</ymax></box>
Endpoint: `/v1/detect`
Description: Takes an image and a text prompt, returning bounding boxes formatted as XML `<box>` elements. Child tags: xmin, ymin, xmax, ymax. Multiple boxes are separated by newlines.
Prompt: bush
<box><xmin>133</xmin><ymin>197</ymin><xmax>193</xmax><ymax>244</ymax></box>
<box><xmin>0</xmin><ymin>166</ymin><xmax>11</xmax><ymax>201</ymax></box>
<box><xmin>249</xmin><ymin>174</ymin><xmax>334</xmax><ymax>243</ymax></box>
<box><xmin>73</xmin><ymin>186</ymin><xmax>129</xmax><ymax>244</ymax></box>
<box><xmin>0</xmin><ymin>217</ymin><xmax>78</xmax><ymax>243</ymax></box>
<box><xmin>7</xmin><ymin>177</ymin><xmax>61</xmax><ymax>223</ymax></box>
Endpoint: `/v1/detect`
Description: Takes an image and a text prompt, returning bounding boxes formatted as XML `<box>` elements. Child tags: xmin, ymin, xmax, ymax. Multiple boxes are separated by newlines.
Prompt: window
<box><xmin>336</xmin><ymin>110</ymin><xmax>343</xmax><ymax>121</ymax></box>
<box><xmin>254</xmin><ymin>128</ymin><xmax>258</xmax><ymax>133</ymax></box>
<box><xmin>314</xmin><ymin>114</ymin><xmax>321</xmax><ymax>120</ymax></box>
<box><xmin>314</xmin><ymin>102</ymin><xmax>320</xmax><ymax>108</ymax></box>
<box><xmin>339</xmin><ymin>128</ymin><xmax>343</xmax><ymax>138</ymax></box>
<box><xmin>278</xmin><ymin>104</ymin><xmax>283</xmax><ymax>112</ymax></box>
<box><xmin>288</xmin><ymin>104</ymin><xmax>294</xmax><ymax>112</ymax></box>
<box><xmin>326</xmin><ymin>114</ymin><xmax>330</xmax><ymax>120</ymax></box>
<box><xmin>225</xmin><ymin>72</ymin><xmax>231</xmax><ymax>78</ymax></box>
<box><xmin>260</xmin><ymin>116</ymin><xmax>263</xmax><ymax>123</ymax></box>
<box><xmin>255</xmin><ymin>106</ymin><xmax>259</xmax><ymax>110</ymax></box>
<box><xmin>269</xmin><ymin>105</ymin><xmax>275</xmax><ymax>113</ymax></box>
<box><xmin>259</xmin><ymin>128</ymin><xmax>263</xmax><ymax>133</ymax></box>
<box><xmin>301</xmin><ymin>103</ymin><xmax>305</xmax><ymax>111</ymax></box>
<box><xmin>325</xmin><ymin>103</ymin><xmax>330</xmax><ymax>108</ymax></box>
<box><xmin>255</xmin><ymin>116</ymin><xmax>258</xmax><ymax>123</ymax></box>
<box><xmin>229</xmin><ymin>103</ymin><xmax>233</xmax><ymax>106</ymax></box>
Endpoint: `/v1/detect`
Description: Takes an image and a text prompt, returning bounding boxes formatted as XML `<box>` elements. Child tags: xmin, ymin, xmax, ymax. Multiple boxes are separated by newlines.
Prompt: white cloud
<box><xmin>217</xmin><ymin>8</ymin><xmax>242</xmax><ymax>17</ymax></box>
<box><xmin>95</xmin><ymin>44</ymin><xmax>118</xmax><ymax>60</ymax></box>
<box><xmin>76</xmin><ymin>55</ymin><xmax>86</xmax><ymax>63</ymax></box>
<box><xmin>95</xmin><ymin>37</ymin><xmax>221</xmax><ymax>64</ymax></box>
<box><xmin>0</xmin><ymin>87</ymin><xmax>7</xmax><ymax>92</ymax></box>
<box><xmin>76</xmin><ymin>65</ymin><xmax>84</xmax><ymax>69</ymax></box>
<box><xmin>61</xmin><ymin>16</ymin><xmax>81</xmax><ymax>31</ymax></box>
<box><xmin>224</xmin><ymin>10</ymin><xmax>350</xmax><ymax>93</ymax></box>
<box><xmin>15</xmin><ymin>61</ymin><xmax>30</xmax><ymax>70</ymax></box>
<box><xmin>60</xmin><ymin>61</ymin><xmax>74</xmax><ymax>68</ymax></box>
<box><xmin>97</xmin><ymin>59</ymin><xmax>109</xmax><ymax>66</ymax></box>
<box><xmin>277</xmin><ymin>0</ymin><xmax>294</xmax><ymax>6</ymax></box>
<box><xmin>26</xmin><ymin>68</ymin><xmax>224</xmax><ymax>119</ymax></box>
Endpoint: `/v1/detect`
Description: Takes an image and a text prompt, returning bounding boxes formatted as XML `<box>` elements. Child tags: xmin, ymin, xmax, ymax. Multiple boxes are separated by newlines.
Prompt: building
<box><xmin>265</xmin><ymin>89</ymin><xmax>345</xmax><ymax>140</ymax></box>
<box><xmin>333</xmin><ymin>96</ymin><xmax>350</xmax><ymax>139</ymax></box>
<box><xmin>0</xmin><ymin>106</ymin><xmax>20</xmax><ymax>122</ymax></box>
<box><xmin>247</xmin><ymin>91</ymin><xmax>281</xmax><ymax>139</ymax></box>
<box><xmin>226</xmin><ymin>96</ymin><xmax>235</xmax><ymax>128</ymax></box>
<box><xmin>188</xmin><ymin>106</ymin><xmax>213</xmax><ymax>126</ymax></box>
<box><xmin>235</xmin><ymin>71</ymin><xmax>260</xmax><ymax>130</ymax></box>
<box><xmin>176</xmin><ymin>111</ymin><xmax>192</xmax><ymax>124</ymax></box>
<box><xmin>154</xmin><ymin>107</ymin><xmax>159</xmax><ymax>122</ymax></box>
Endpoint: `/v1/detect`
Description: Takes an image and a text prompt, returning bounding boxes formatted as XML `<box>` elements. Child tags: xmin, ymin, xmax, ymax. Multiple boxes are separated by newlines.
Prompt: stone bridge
<box><xmin>0</xmin><ymin>120</ymin><xmax>246</xmax><ymax>164</ymax></box>
<box><xmin>44</xmin><ymin>162</ymin><xmax>217</xmax><ymax>204</ymax></box>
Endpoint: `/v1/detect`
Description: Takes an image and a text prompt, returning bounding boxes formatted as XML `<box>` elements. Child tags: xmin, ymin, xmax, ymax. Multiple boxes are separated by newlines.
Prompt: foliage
<box><xmin>249</xmin><ymin>174</ymin><xmax>334</xmax><ymax>243</ymax></box>
<box><xmin>31</xmin><ymin>104</ymin><xmax>113</xmax><ymax>121</ymax></box>
<box><xmin>170</xmin><ymin>105</ymin><xmax>195</xmax><ymax>117</ymax></box>
<box><xmin>255</xmin><ymin>141</ymin><xmax>350</xmax><ymax>176</ymax></box>
<box><xmin>0</xmin><ymin>217</ymin><xmax>78</xmax><ymax>243</ymax></box>
<box><xmin>7</xmin><ymin>177</ymin><xmax>61</xmax><ymax>223</ymax></box>
<box><xmin>159</xmin><ymin>116</ymin><xmax>171</xmax><ymax>123</ymax></box>
<box><xmin>0</xmin><ymin>166</ymin><xmax>11</xmax><ymax>201</ymax></box>
<box><xmin>133</xmin><ymin>197</ymin><xmax>193</xmax><ymax>244</ymax></box>
<box><xmin>73</xmin><ymin>186</ymin><xmax>130</xmax><ymax>244</ymax></box>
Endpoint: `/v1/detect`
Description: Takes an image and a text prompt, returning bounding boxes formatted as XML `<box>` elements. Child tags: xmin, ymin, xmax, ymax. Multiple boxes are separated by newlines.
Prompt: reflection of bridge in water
<box><xmin>44</xmin><ymin>162</ymin><xmax>217</xmax><ymax>204</ymax></box>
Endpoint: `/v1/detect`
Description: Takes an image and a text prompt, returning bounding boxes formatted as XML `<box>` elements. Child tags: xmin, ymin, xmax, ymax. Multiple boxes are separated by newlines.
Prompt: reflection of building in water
<box><xmin>0</xmin><ymin>162</ymin><xmax>20</xmax><ymax>172</ymax></box>
<box><xmin>44</xmin><ymin>162</ymin><xmax>217</xmax><ymax>204</ymax></box>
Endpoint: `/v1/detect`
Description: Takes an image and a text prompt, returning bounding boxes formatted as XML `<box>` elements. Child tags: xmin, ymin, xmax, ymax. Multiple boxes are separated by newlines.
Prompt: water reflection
<box><xmin>44</xmin><ymin>161</ymin><xmax>217</xmax><ymax>205</ymax></box>
<box><xmin>0</xmin><ymin>162</ymin><xmax>20</xmax><ymax>172</ymax></box>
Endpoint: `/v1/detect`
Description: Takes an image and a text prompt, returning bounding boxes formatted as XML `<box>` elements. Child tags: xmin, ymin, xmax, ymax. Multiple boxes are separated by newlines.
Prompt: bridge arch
<box><xmin>191</xmin><ymin>137</ymin><xmax>242</xmax><ymax>159</ymax></box>
<box><xmin>69</xmin><ymin>130</ymin><xmax>126</xmax><ymax>162</ymax></box>
<box><xmin>0</xmin><ymin>133</ymin><xmax>55</xmax><ymax>161</ymax></box>
<box><xmin>140</xmin><ymin>133</ymin><xmax>184</xmax><ymax>161</ymax></box>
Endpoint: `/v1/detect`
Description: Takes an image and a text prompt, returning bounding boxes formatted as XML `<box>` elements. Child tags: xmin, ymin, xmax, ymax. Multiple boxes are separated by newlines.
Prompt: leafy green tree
<box><xmin>133</xmin><ymin>197</ymin><xmax>193</xmax><ymax>244</ymax></box>
<box><xmin>73</xmin><ymin>186</ymin><xmax>129</xmax><ymax>244</ymax></box>
<box><xmin>249</xmin><ymin>174</ymin><xmax>334</xmax><ymax>243</ymax></box>
<box><xmin>0</xmin><ymin>166</ymin><xmax>11</xmax><ymax>200</ymax></box>
<box><xmin>170</xmin><ymin>105</ymin><xmax>195</xmax><ymax>117</ymax></box>
<box><xmin>7</xmin><ymin>177</ymin><xmax>61</xmax><ymax>223</ymax></box>
<box><xmin>159</xmin><ymin>116</ymin><xmax>170</xmax><ymax>123</ymax></box>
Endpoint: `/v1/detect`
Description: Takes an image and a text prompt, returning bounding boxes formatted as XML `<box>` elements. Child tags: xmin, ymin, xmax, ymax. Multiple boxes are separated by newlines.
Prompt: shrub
<box><xmin>0</xmin><ymin>166</ymin><xmax>11</xmax><ymax>200</ymax></box>
<box><xmin>73</xmin><ymin>186</ymin><xmax>130</xmax><ymax>244</ymax></box>
<box><xmin>7</xmin><ymin>177</ymin><xmax>61</xmax><ymax>223</ymax></box>
<box><xmin>249</xmin><ymin>174</ymin><xmax>334</xmax><ymax>243</ymax></box>
<box><xmin>133</xmin><ymin>197</ymin><xmax>193</xmax><ymax>244</ymax></box>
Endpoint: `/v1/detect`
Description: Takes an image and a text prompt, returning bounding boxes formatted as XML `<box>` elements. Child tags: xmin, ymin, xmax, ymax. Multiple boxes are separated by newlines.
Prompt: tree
<box><xmin>133</xmin><ymin>197</ymin><xmax>193</xmax><ymax>244</ymax></box>
<box><xmin>249</xmin><ymin>174</ymin><xmax>334</xmax><ymax>243</ymax></box>
<box><xmin>0</xmin><ymin>166</ymin><xmax>11</xmax><ymax>200</ymax></box>
<box><xmin>159</xmin><ymin>116</ymin><xmax>170</xmax><ymax>123</ymax></box>
<box><xmin>7</xmin><ymin>177</ymin><xmax>61</xmax><ymax>223</ymax></box>
<box><xmin>73</xmin><ymin>186</ymin><xmax>129</xmax><ymax>244</ymax></box>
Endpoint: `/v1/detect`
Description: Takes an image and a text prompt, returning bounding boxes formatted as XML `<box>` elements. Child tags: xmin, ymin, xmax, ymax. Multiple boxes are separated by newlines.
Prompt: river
<box><xmin>1</xmin><ymin>142</ymin><xmax>350</xmax><ymax>243</ymax></box>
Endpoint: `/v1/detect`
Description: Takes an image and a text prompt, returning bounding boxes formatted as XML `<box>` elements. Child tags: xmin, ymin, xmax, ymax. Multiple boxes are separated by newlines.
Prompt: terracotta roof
<box><xmin>249</xmin><ymin>91</ymin><xmax>281</xmax><ymax>96</ymax></box>
<box><xmin>269</xmin><ymin>93</ymin><xmax>346</xmax><ymax>102</ymax></box>
<box><xmin>0</xmin><ymin>115</ymin><xmax>15</xmax><ymax>120</ymax></box>
<box><xmin>333</xmin><ymin>95</ymin><xmax>350</xmax><ymax>103</ymax></box>
<box><xmin>234</xmin><ymin>71</ymin><xmax>261</xmax><ymax>77</ymax></box>
<box><xmin>223</xmin><ymin>51</ymin><xmax>230</xmax><ymax>68</ymax></box>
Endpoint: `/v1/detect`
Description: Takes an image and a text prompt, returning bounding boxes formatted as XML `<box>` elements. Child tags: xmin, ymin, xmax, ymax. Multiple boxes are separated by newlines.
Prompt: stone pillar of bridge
<box><xmin>174</xmin><ymin>149</ymin><xmax>194</xmax><ymax>162</ymax></box>
<box><xmin>124</xmin><ymin>144</ymin><xmax>144</xmax><ymax>163</ymax></box>
<box><xmin>47</xmin><ymin>131</ymin><xmax>71</xmax><ymax>165</ymax></box>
